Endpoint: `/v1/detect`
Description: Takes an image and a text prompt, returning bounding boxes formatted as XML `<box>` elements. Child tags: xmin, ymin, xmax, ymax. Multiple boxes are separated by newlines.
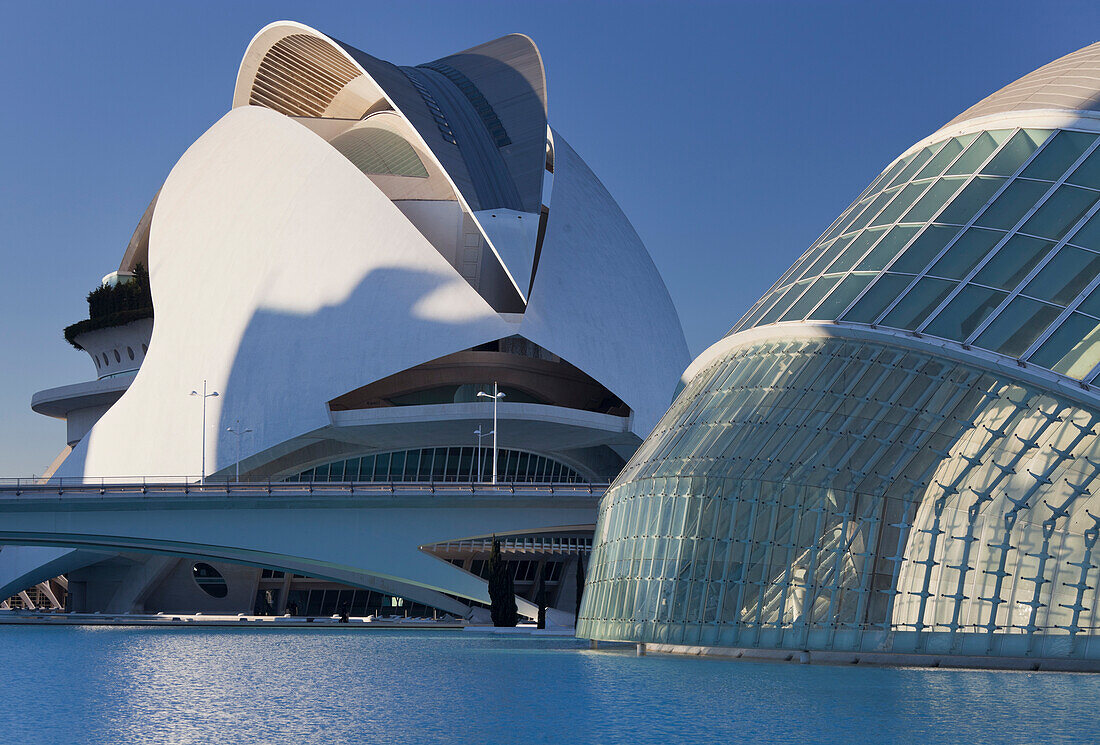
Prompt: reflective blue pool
<box><xmin>1</xmin><ymin>627</ymin><xmax>1096</xmax><ymax>744</ymax></box>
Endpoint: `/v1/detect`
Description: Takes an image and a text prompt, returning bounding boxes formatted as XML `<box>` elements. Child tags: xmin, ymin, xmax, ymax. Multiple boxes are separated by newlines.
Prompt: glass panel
<box><xmin>742</xmin><ymin>290</ymin><xmax>783</xmax><ymax>329</ymax></box>
<box><xmin>974</xmin><ymin>297</ymin><xmax>1061</xmax><ymax>355</ymax></box>
<box><xmin>915</xmin><ymin>135</ymin><xmax>975</xmax><ymax>180</ymax></box>
<box><xmin>758</xmin><ymin>282</ymin><xmax>810</xmax><ymax>326</ymax></box>
<box><xmin>880</xmin><ymin>277</ymin><xmax>956</xmax><ymax>330</ymax></box>
<box><xmin>927</xmin><ymin>227</ymin><xmax>1004</xmax><ymax>280</ymax></box>
<box><xmin>971</xmin><ymin>234</ymin><xmax>1055</xmax><ymax>291</ymax></box>
<box><xmin>875</xmin><ymin>153</ymin><xmax>921</xmax><ymax>195</ymax></box>
<box><xmin>888</xmin><ymin>144</ymin><xmax>940</xmax><ymax>188</ymax></box>
<box><xmin>1019</xmin><ymin>185</ymin><xmax>1098</xmax><ymax>240</ymax></box>
<box><xmin>1069</xmin><ymin>210</ymin><xmax>1100</xmax><ymax>251</ymax></box>
<box><xmin>1023</xmin><ymin>246</ymin><xmax>1100</xmax><ymax>305</ymax></box>
<box><xmin>821</xmin><ymin>196</ymin><xmax>874</xmax><ymax>244</ymax></box>
<box><xmin>900</xmin><ymin>177</ymin><xmax>967</xmax><ymax>223</ymax></box>
<box><xmin>804</xmin><ymin>234</ymin><xmax>855</xmax><ymax>277</ymax></box>
<box><xmin>870</xmin><ymin>181</ymin><xmax>930</xmax><ymax>227</ymax></box>
<box><xmin>1020</xmin><ymin>130</ymin><xmax>1096</xmax><ymax>181</ymax></box>
<box><xmin>779</xmin><ymin>275</ymin><xmax>841</xmax><ymax>321</ymax></box>
<box><xmin>981</xmin><ymin>129</ymin><xmax>1052</xmax><ymax>176</ymax></box>
<box><xmin>1030</xmin><ymin>313</ymin><xmax>1100</xmax><ymax>378</ymax></box>
<box><xmin>890</xmin><ymin>225</ymin><xmax>962</xmax><ymax>274</ymax></box>
<box><xmin>1066</xmin><ymin>144</ymin><xmax>1100</xmax><ymax>188</ymax></box>
<box><xmin>1077</xmin><ymin>284</ymin><xmax>1100</xmax><ymax>317</ymax></box>
<box><xmin>946</xmin><ymin>131</ymin><xmax>1007</xmax><ymax>175</ymax></box>
<box><xmin>935</xmin><ymin>176</ymin><xmax>1006</xmax><ymax>225</ymax></box>
<box><xmin>807</xmin><ymin>273</ymin><xmax>875</xmax><ymax>320</ymax></box>
<box><xmin>855</xmin><ymin>225</ymin><xmax>920</xmax><ymax>271</ymax></box>
<box><xmin>824</xmin><ymin>227</ymin><xmax>886</xmax><ymax>273</ymax></box>
<box><xmin>841</xmin><ymin>274</ymin><xmax>913</xmax><ymax>324</ymax></box>
<box><xmin>922</xmin><ymin>285</ymin><xmax>1007</xmax><ymax>341</ymax></box>
<box><xmin>847</xmin><ymin>187</ymin><xmax>901</xmax><ymax>234</ymax></box>
<box><xmin>974</xmin><ymin>179</ymin><xmax>1050</xmax><ymax>230</ymax></box>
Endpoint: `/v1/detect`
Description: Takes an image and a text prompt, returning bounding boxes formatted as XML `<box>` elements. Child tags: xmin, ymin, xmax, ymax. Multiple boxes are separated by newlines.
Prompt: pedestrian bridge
<box><xmin>0</xmin><ymin>480</ymin><xmax>604</xmax><ymax>617</ymax></box>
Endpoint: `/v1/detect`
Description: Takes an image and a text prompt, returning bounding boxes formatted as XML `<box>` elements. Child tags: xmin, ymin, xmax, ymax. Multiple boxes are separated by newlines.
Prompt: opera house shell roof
<box><xmin>41</xmin><ymin>21</ymin><xmax>688</xmax><ymax>481</ymax></box>
<box><xmin>0</xmin><ymin>22</ymin><xmax>688</xmax><ymax>619</ymax></box>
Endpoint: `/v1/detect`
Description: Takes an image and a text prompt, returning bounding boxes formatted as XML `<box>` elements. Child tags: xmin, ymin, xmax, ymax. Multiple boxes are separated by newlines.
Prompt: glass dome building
<box><xmin>578</xmin><ymin>41</ymin><xmax>1100</xmax><ymax>669</ymax></box>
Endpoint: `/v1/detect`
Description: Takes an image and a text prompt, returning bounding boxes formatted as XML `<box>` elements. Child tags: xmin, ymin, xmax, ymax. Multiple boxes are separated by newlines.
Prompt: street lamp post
<box><xmin>477</xmin><ymin>383</ymin><xmax>505</xmax><ymax>484</ymax></box>
<box><xmin>226</xmin><ymin>420</ymin><xmax>253</xmax><ymax>482</ymax></box>
<box><xmin>189</xmin><ymin>380</ymin><xmax>219</xmax><ymax>485</ymax></box>
<box><xmin>474</xmin><ymin>426</ymin><xmax>494</xmax><ymax>482</ymax></box>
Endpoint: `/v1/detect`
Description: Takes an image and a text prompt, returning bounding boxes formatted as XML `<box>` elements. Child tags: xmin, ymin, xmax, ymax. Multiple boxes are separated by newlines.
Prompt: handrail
<box><xmin>0</xmin><ymin>477</ymin><xmax>609</xmax><ymax>500</ymax></box>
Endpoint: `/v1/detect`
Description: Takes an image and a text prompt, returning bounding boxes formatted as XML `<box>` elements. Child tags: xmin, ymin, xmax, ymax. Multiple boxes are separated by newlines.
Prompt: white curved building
<box><xmin>2</xmin><ymin>22</ymin><xmax>688</xmax><ymax>618</ymax></box>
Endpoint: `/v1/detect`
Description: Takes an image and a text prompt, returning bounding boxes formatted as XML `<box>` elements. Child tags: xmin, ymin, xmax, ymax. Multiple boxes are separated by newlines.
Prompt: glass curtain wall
<box><xmin>285</xmin><ymin>447</ymin><xmax>587</xmax><ymax>483</ymax></box>
<box><xmin>577</xmin><ymin>337</ymin><xmax>1100</xmax><ymax>661</ymax></box>
<box><xmin>731</xmin><ymin>127</ymin><xmax>1100</xmax><ymax>383</ymax></box>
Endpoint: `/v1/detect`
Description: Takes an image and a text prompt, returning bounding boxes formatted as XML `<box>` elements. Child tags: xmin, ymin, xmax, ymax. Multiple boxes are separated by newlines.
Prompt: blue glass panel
<box><xmin>1023</xmin><ymin>246</ymin><xmax>1100</xmax><ymax>305</ymax></box>
<box><xmin>974</xmin><ymin>297</ymin><xmax>1061</xmax><ymax>355</ymax></box>
<box><xmin>971</xmin><ymin>234</ymin><xmax>1054</xmax><ymax>291</ymax></box>
<box><xmin>824</xmin><ymin>228</ymin><xmax>886</xmax><ymax>273</ymax></box>
<box><xmin>1029</xmin><ymin>313</ymin><xmax>1100</xmax><ymax>378</ymax></box>
<box><xmin>841</xmin><ymin>274</ymin><xmax>913</xmax><ymax>324</ymax></box>
<box><xmin>779</xmin><ymin>275</ymin><xmax>841</xmax><ymax>321</ymax></box>
<box><xmin>870</xmin><ymin>181</ymin><xmax>931</xmax><ymax>227</ymax></box>
<box><xmin>1066</xmin><ymin>144</ymin><xmax>1100</xmax><ymax>188</ymax></box>
<box><xmin>890</xmin><ymin>225</ymin><xmax>962</xmax><ymax>274</ymax></box>
<box><xmin>1069</xmin><ymin>210</ymin><xmax>1100</xmax><ymax>251</ymax></box>
<box><xmin>901</xmin><ymin>178</ymin><xmax>967</xmax><ymax>223</ymax></box>
<box><xmin>935</xmin><ymin>177</ymin><xmax>1006</xmax><ymax>225</ymax></box>
<box><xmin>855</xmin><ymin>225</ymin><xmax>920</xmax><ymax>272</ymax></box>
<box><xmin>887</xmin><ymin>143</ymin><xmax>941</xmax><ymax>188</ymax></box>
<box><xmin>807</xmin><ymin>273</ymin><xmax>875</xmax><ymax>320</ymax></box>
<box><xmin>981</xmin><ymin>129</ymin><xmax>1052</xmax><ymax>176</ymax></box>
<box><xmin>922</xmin><ymin>285</ymin><xmax>1007</xmax><ymax>342</ymax></box>
<box><xmin>1020</xmin><ymin>185</ymin><xmax>1098</xmax><ymax>240</ymax></box>
<box><xmin>1020</xmin><ymin>130</ymin><xmax>1096</xmax><ymax>180</ymax></box>
<box><xmin>927</xmin><ymin>228</ymin><xmax>1003</xmax><ymax>280</ymax></box>
<box><xmin>974</xmin><ymin>179</ymin><xmax>1050</xmax><ymax>230</ymax></box>
<box><xmin>915</xmin><ymin>135</ymin><xmax>975</xmax><ymax>179</ymax></box>
<box><xmin>880</xmin><ymin>277</ymin><xmax>956</xmax><ymax>330</ymax></box>
<box><xmin>945</xmin><ymin>131</ymin><xmax>1008</xmax><ymax>175</ymax></box>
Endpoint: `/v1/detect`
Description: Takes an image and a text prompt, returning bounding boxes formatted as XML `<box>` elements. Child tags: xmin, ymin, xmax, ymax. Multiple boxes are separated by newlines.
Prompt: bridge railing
<box><xmin>0</xmin><ymin>477</ymin><xmax>608</xmax><ymax>499</ymax></box>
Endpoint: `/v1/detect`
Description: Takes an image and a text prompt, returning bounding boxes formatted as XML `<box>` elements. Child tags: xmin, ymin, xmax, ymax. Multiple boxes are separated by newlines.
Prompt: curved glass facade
<box><xmin>284</xmin><ymin>447</ymin><xmax>587</xmax><ymax>483</ymax></box>
<box><xmin>731</xmin><ymin>127</ymin><xmax>1100</xmax><ymax>382</ymax></box>
<box><xmin>577</xmin><ymin>338</ymin><xmax>1100</xmax><ymax>662</ymax></box>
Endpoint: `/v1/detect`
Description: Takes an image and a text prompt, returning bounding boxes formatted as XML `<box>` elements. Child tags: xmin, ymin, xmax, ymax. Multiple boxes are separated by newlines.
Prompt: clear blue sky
<box><xmin>2</xmin><ymin>0</ymin><xmax>1098</xmax><ymax>475</ymax></box>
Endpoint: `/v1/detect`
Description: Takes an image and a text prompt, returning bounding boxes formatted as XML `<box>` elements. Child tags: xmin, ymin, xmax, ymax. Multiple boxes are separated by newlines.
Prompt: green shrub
<box><xmin>63</xmin><ymin>264</ymin><xmax>153</xmax><ymax>349</ymax></box>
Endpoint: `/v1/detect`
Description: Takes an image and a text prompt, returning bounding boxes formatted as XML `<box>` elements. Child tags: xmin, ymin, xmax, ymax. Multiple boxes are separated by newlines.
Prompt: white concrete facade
<box><xmin>7</xmin><ymin>22</ymin><xmax>689</xmax><ymax>618</ymax></box>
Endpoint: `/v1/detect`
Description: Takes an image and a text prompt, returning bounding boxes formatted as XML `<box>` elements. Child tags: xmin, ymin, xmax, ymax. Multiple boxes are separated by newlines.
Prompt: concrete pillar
<box><xmin>636</xmin><ymin>642</ymin><xmax>646</xmax><ymax>656</ymax></box>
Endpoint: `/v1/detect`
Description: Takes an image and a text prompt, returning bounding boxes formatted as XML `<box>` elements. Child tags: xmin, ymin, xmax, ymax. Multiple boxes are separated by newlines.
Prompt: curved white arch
<box><xmin>58</xmin><ymin>106</ymin><xmax>514</xmax><ymax>480</ymax></box>
<box><xmin>232</xmin><ymin>21</ymin><xmax>535</xmax><ymax>302</ymax></box>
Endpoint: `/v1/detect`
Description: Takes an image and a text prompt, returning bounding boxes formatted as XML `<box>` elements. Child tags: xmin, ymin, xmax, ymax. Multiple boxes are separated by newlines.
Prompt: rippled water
<box><xmin>1</xmin><ymin>627</ymin><xmax>1096</xmax><ymax>744</ymax></box>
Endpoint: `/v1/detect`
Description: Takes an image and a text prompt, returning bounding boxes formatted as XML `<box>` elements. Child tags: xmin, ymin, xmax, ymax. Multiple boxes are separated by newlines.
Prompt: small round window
<box><xmin>192</xmin><ymin>562</ymin><xmax>228</xmax><ymax>598</ymax></box>
<box><xmin>114</xmin><ymin>349</ymin><xmax>121</xmax><ymax>363</ymax></box>
<box><xmin>127</xmin><ymin>346</ymin><xmax>135</xmax><ymax>360</ymax></box>
<box><xmin>102</xmin><ymin>353</ymin><xmax>110</xmax><ymax>367</ymax></box>
<box><xmin>141</xmin><ymin>343</ymin><xmax>148</xmax><ymax>354</ymax></box>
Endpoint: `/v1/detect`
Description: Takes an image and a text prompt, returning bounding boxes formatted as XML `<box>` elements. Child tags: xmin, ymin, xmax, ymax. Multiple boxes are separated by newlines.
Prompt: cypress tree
<box><xmin>487</xmin><ymin>537</ymin><xmax>518</xmax><ymax>627</ymax></box>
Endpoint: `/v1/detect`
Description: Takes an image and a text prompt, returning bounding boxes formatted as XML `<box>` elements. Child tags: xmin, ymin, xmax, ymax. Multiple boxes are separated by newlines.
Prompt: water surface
<box><xmin>1</xmin><ymin>627</ymin><xmax>1095</xmax><ymax>744</ymax></box>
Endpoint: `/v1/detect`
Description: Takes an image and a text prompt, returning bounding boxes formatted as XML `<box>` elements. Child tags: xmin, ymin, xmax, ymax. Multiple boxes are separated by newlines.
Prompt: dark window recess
<box><xmin>192</xmin><ymin>563</ymin><xmax>228</xmax><ymax>598</ymax></box>
<box><xmin>417</xmin><ymin>61</ymin><xmax>512</xmax><ymax>147</ymax></box>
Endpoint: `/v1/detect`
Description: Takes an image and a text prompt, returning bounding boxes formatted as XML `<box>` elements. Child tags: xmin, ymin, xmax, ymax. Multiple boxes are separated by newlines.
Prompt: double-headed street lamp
<box><xmin>477</xmin><ymin>383</ymin><xmax>505</xmax><ymax>484</ymax></box>
<box><xmin>226</xmin><ymin>420</ymin><xmax>253</xmax><ymax>482</ymax></box>
<box><xmin>474</xmin><ymin>426</ymin><xmax>494</xmax><ymax>482</ymax></box>
<box><xmin>189</xmin><ymin>380</ymin><xmax>218</xmax><ymax>485</ymax></box>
